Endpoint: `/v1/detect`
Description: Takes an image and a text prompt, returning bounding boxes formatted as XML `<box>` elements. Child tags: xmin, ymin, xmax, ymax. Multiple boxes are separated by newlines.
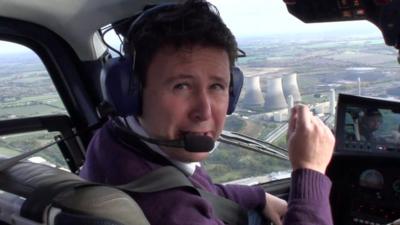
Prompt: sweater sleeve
<box><xmin>284</xmin><ymin>169</ymin><xmax>333</xmax><ymax>225</ymax></box>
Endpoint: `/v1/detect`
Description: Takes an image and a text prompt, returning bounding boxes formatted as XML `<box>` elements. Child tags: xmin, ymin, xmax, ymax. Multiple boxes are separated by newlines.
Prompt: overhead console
<box><xmin>328</xmin><ymin>94</ymin><xmax>400</xmax><ymax>225</ymax></box>
<box><xmin>283</xmin><ymin>0</ymin><xmax>400</xmax><ymax>59</ymax></box>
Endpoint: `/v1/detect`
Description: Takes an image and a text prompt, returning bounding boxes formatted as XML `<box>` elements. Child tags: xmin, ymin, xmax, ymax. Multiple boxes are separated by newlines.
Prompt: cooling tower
<box><xmin>264</xmin><ymin>77</ymin><xmax>288</xmax><ymax>112</ymax></box>
<box><xmin>329</xmin><ymin>89</ymin><xmax>336</xmax><ymax>115</ymax></box>
<box><xmin>242</xmin><ymin>76</ymin><xmax>265</xmax><ymax>107</ymax></box>
<box><xmin>282</xmin><ymin>73</ymin><xmax>301</xmax><ymax>103</ymax></box>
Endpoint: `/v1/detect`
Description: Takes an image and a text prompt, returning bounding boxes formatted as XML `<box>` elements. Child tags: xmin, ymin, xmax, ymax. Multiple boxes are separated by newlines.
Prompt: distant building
<box><xmin>314</xmin><ymin>102</ymin><xmax>331</xmax><ymax>115</ymax></box>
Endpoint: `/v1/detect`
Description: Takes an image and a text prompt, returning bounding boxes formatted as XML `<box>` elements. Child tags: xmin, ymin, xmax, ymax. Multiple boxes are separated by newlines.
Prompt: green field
<box><xmin>0</xmin><ymin>131</ymin><xmax>68</xmax><ymax>168</ymax></box>
<box><xmin>0</xmin><ymin>105</ymin><xmax>64</xmax><ymax>118</ymax></box>
<box><xmin>2</xmin><ymin>94</ymin><xmax>62</xmax><ymax>105</ymax></box>
<box><xmin>205</xmin><ymin>143</ymin><xmax>290</xmax><ymax>183</ymax></box>
<box><xmin>0</xmin><ymin>146</ymin><xmax>21</xmax><ymax>157</ymax></box>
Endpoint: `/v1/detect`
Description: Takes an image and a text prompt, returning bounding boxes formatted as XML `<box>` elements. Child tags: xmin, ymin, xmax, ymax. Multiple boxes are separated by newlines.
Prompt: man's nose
<box><xmin>189</xmin><ymin>90</ymin><xmax>212</xmax><ymax>122</ymax></box>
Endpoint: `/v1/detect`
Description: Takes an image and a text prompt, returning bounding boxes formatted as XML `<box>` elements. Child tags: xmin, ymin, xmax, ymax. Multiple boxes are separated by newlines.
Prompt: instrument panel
<box><xmin>352</xmin><ymin>168</ymin><xmax>400</xmax><ymax>224</ymax></box>
<box><xmin>328</xmin><ymin>156</ymin><xmax>400</xmax><ymax>225</ymax></box>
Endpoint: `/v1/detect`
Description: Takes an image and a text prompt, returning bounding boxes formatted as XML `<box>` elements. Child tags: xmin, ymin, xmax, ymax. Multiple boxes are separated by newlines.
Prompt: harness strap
<box><xmin>118</xmin><ymin>166</ymin><xmax>248</xmax><ymax>225</ymax></box>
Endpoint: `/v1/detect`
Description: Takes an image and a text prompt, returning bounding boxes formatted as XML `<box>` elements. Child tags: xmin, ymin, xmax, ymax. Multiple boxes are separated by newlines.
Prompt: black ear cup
<box><xmin>101</xmin><ymin>57</ymin><xmax>142</xmax><ymax>116</ymax></box>
<box><xmin>227</xmin><ymin>67</ymin><xmax>244</xmax><ymax>115</ymax></box>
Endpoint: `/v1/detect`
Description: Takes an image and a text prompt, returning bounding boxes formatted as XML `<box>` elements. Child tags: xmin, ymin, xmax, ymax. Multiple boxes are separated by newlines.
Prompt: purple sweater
<box><xmin>80</xmin><ymin>121</ymin><xmax>333</xmax><ymax>225</ymax></box>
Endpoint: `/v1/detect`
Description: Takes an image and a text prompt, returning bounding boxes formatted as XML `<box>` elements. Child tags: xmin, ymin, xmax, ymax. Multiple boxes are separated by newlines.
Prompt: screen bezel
<box><xmin>335</xmin><ymin>93</ymin><xmax>400</xmax><ymax>155</ymax></box>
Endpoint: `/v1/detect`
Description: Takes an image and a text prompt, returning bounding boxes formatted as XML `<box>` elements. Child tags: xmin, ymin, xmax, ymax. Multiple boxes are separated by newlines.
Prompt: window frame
<box><xmin>0</xmin><ymin>115</ymin><xmax>84</xmax><ymax>172</ymax></box>
<box><xmin>0</xmin><ymin>16</ymin><xmax>103</xmax><ymax>171</ymax></box>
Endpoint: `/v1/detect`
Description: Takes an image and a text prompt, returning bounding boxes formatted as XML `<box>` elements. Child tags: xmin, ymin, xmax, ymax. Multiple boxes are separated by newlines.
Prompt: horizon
<box><xmin>0</xmin><ymin>0</ymin><xmax>384</xmax><ymax>54</ymax></box>
<box><xmin>0</xmin><ymin>30</ymin><xmax>385</xmax><ymax>56</ymax></box>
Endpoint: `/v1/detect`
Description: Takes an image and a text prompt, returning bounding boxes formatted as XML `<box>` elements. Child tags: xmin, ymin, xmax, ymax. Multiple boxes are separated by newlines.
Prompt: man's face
<box><xmin>138</xmin><ymin>45</ymin><xmax>230</xmax><ymax>162</ymax></box>
<box><xmin>366</xmin><ymin>115</ymin><xmax>382</xmax><ymax>132</ymax></box>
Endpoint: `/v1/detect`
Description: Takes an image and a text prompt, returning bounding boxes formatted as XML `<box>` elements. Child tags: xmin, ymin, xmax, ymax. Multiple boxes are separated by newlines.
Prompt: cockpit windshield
<box><xmin>0</xmin><ymin>0</ymin><xmax>399</xmax><ymax>185</ymax></box>
<box><xmin>203</xmin><ymin>0</ymin><xmax>400</xmax><ymax>183</ymax></box>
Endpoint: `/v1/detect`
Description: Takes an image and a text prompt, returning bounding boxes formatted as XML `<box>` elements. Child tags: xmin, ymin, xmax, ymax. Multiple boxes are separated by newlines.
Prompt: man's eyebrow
<box><xmin>163</xmin><ymin>74</ymin><xmax>230</xmax><ymax>85</ymax></box>
<box><xmin>164</xmin><ymin>74</ymin><xmax>194</xmax><ymax>84</ymax></box>
<box><xmin>210</xmin><ymin>75</ymin><xmax>230</xmax><ymax>85</ymax></box>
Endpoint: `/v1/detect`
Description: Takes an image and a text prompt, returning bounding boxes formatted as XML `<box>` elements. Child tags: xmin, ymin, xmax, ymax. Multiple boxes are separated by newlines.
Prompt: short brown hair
<box><xmin>124</xmin><ymin>0</ymin><xmax>238</xmax><ymax>86</ymax></box>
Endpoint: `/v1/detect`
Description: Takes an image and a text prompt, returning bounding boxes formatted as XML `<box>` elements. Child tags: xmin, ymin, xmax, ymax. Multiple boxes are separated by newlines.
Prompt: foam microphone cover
<box><xmin>183</xmin><ymin>134</ymin><xmax>215</xmax><ymax>152</ymax></box>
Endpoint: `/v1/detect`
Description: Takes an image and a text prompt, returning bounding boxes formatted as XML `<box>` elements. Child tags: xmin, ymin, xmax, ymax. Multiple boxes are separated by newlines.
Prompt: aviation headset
<box><xmin>100</xmin><ymin>3</ymin><xmax>244</xmax><ymax>117</ymax></box>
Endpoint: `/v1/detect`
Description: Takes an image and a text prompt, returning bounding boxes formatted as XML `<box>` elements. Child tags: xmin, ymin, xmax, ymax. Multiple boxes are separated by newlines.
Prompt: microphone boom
<box><xmin>114</xmin><ymin>119</ymin><xmax>214</xmax><ymax>152</ymax></box>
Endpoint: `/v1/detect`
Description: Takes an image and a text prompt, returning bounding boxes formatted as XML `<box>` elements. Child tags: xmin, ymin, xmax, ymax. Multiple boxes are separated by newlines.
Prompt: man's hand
<box><xmin>287</xmin><ymin>105</ymin><xmax>335</xmax><ymax>174</ymax></box>
<box><xmin>262</xmin><ymin>193</ymin><xmax>288</xmax><ymax>225</ymax></box>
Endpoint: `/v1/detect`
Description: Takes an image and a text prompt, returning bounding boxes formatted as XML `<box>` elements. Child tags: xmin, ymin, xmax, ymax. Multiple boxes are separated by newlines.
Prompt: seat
<box><xmin>0</xmin><ymin>161</ymin><xmax>150</xmax><ymax>225</ymax></box>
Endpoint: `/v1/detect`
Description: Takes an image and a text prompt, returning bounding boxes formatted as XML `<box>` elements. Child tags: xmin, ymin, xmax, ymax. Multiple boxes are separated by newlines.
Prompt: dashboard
<box><xmin>329</xmin><ymin>94</ymin><xmax>400</xmax><ymax>225</ymax></box>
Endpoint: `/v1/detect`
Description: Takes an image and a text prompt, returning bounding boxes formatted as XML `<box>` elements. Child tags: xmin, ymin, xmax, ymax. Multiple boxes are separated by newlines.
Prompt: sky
<box><xmin>0</xmin><ymin>41</ymin><xmax>30</xmax><ymax>54</ymax></box>
<box><xmin>0</xmin><ymin>0</ymin><xmax>383</xmax><ymax>54</ymax></box>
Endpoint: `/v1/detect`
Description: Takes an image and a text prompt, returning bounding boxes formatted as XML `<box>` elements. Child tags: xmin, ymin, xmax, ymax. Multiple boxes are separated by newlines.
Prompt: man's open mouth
<box><xmin>180</xmin><ymin>131</ymin><xmax>212</xmax><ymax>138</ymax></box>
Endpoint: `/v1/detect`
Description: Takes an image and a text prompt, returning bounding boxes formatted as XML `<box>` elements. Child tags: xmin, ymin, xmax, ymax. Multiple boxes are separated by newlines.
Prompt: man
<box><xmin>359</xmin><ymin>108</ymin><xmax>383</xmax><ymax>142</ymax></box>
<box><xmin>80</xmin><ymin>1</ymin><xmax>335</xmax><ymax>225</ymax></box>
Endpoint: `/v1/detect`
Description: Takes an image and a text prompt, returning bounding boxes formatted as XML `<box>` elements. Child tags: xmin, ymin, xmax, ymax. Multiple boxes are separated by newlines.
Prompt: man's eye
<box><xmin>173</xmin><ymin>83</ymin><xmax>190</xmax><ymax>90</ymax></box>
<box><xmin>211</xmin><ymin>83</ymin><xmax>226</xmax><ymax>91</ymax></box>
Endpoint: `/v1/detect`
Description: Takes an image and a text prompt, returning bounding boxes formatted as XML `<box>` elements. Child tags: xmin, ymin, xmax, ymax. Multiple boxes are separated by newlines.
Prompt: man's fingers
<box><xmin>295</xmin><ymin>105</ymin><xmax>312</xmax><ymax>129</ymax></box>
<box><xmin>313</xmin><ymin>116</ymin><xmax>335</xmax><ymax>140</ymax></box>
<box><xmin>269</xmin><ymin>214</ymin><xmax>283</xmax><ymax>225</ymax></box>
<box><xmin>272</xmin><ymin>218</ymin><xmax>283</xmax><ymax>225</ymax></box>
<box><xmin>288</xmin><ymin>105</ymin><xmax>313</xmax><ymax>141</ymax></box>
<box><xmin>313</xmin><ymin>115</ymin><xmax>323</xmax><ymax>124</ymax></box>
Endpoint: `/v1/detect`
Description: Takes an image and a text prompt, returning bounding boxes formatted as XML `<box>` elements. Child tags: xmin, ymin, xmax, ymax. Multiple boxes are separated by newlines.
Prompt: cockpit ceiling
<box><xmin>0</xmin><ymin>0</ymin><xmax>184</xmax><ymax>61</ymax></box>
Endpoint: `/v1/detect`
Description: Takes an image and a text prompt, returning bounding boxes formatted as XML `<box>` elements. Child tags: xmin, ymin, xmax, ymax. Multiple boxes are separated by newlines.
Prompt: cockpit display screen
<box><xmin>336</xmin><ymin>94</ymin><xmax>400</xmax><ymax>154</ymax></box>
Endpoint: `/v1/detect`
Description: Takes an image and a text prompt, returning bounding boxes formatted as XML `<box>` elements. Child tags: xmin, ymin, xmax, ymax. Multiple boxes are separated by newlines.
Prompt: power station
<box><xmin>240</xmin><ymin>71</ymin><xmax>302</xmax><ymax>114</ymax></box>
<box><xmin>239</xmin><ymin>71</ymin><xmax>334</xmax><ymax>124</ymax></box>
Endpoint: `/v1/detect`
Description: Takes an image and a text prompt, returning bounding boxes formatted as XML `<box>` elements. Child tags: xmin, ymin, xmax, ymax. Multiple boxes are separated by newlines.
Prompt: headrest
<box><xmin>0</xmin><ymin>161</ymin><xmax>149</xmax><ymax>225</ymax></box>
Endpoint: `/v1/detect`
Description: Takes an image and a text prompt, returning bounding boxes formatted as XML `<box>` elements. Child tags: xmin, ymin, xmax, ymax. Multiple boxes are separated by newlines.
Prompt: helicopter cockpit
<box><xmin>0</xmin><ymin>0</ymin><xmax>399</xmax><ymax>225</ymax></box>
